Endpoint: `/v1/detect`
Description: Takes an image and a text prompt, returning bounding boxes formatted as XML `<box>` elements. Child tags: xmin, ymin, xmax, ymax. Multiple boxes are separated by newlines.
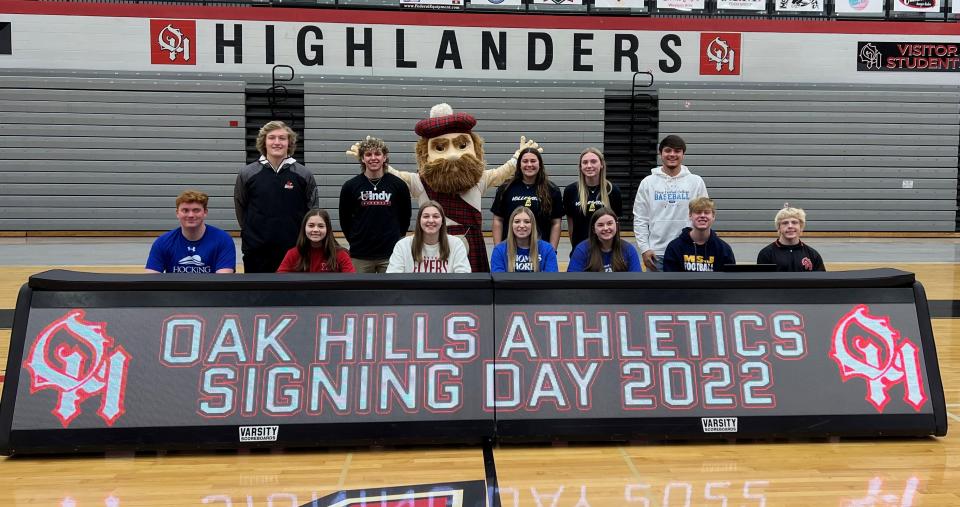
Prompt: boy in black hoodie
<box><xmin>662</xmin><ymin>197</ymin><xmax>735</xmax><ymax>272</ymax></box>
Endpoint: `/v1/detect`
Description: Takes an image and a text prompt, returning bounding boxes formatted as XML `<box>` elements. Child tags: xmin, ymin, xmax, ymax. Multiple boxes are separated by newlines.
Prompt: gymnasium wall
<box><xmin>1</xmin><ymin>76</ymin><xmax>956</xmax><ymax>232</ymax></box>
<box><xmin>0</xmin><ymin>1</ymin><xmax>958</xmax><ymax>232</ymax></box>
<box><xmin>660</xmin><ymin>85</ymin><xmax>960</xmax><ymax>231</ymax></box>
<box><xmin>0</xmin><ymin>76</ymin><xmax>246</xmax><ymax>231</ymax></box>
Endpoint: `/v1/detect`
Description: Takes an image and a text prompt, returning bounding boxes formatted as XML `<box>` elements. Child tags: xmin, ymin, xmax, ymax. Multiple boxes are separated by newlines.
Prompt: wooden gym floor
<box><xmin>0</xmin><ymin>253</ymin><xmax>959</xmax><ymax>505</ymax></box>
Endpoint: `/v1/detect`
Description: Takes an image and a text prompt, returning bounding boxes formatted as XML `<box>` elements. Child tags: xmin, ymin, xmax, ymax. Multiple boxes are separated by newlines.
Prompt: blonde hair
<box><xmin>255</xmin><ymin>120</ymin><xmax>298</xmax><ymax>157</ymax></box>
<box><xmin>175</xmin><ymin>190</ymin><xmax>208</xmax><ymax>209</ymax></box>
<box><xmin>505</xmin><ymin>207</ymin><xmax>540</xmax><ymax>273</ymax></box>
<box><xmin>688</xmin><ymin>197</ymin><xmax>716</xmax><ymax>214</ymax></box>
<box><xmin>774</xmin><ymin>207</ymin><xmax>807</xmax><ymax>228</ymax></box>
<box><xmin>577</xmin><ymin>147</ymin><xmax>613</xmax><ymax>215</ymax></box>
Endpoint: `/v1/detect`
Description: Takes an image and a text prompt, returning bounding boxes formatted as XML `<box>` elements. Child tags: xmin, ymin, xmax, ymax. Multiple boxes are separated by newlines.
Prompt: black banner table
<box><xmin>0</xmin><ymin>269</ymin><xmax>946</xmax><ymax>454</ymax></box>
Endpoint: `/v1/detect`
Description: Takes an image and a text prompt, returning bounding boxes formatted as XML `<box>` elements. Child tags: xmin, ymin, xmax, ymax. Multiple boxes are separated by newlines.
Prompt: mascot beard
<box><xmin>415</xmin><ymin>131</ymin><xmax>487</xmax><ymax>195</ymax></box>
<box><xmin>418</xmin><ymin>152</ymin><xmax>486</xmax><ymax>195</ymax></box>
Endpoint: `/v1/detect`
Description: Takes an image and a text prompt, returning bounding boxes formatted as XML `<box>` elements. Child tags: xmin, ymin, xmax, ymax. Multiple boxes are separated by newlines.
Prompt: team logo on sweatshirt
<box><xmin>514</xmin><ymin>253</ymin><xmax>537</xmax><ymax>272</ymax></box>
<box><xmin>174</xmin><ymin>254</ymin><xmax>212</xmax><ymax>273</ymax></box>
<box><xmin>682</xmin><ymin>254</ymin><xmax>716</xmax><ymax>271</ymax></box>
<box><xmin>655</xmin><ymin>190</ymin><xmax>691</xmax><ymax>204</ymax></box>
<box><xmin>360</xmin><ymin>190</ymin><xmax>393</xmax><ymax>206</ymax></box>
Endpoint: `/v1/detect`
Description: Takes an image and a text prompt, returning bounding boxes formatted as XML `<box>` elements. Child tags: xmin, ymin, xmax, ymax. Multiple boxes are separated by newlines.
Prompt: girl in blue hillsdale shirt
<box><xmin>567</xmin><ymin>207</ymin><xmax>642</xmax><ymax>273</ymax></box>
<box><xmin>490</xmin><ymin>207</ymin><xmax>558</xmax><ymax>273</ymax></box>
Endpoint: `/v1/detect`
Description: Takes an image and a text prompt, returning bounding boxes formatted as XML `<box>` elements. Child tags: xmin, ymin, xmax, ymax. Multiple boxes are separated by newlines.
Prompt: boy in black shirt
<box><xmin>338</xmin><ymin>136</ymin><xmax>412</xmax><ymax>273</ymax></box>
<box><xmin>234</xmin><ymin>121</ymin><xmax>317</xmax><ymax>273</ymax></box>
<box><xmin>757</xmin><ymin>206</ymin><xmax>825</xmax><ymax>272</ymax></box>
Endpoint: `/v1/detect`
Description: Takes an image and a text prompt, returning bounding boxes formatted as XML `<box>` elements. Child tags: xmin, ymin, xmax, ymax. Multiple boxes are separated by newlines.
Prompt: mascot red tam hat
<box><xmin>414</xmin><ymin>105</ymin><xmax>477</xmax><ymax>138</ymax></box>
<box><xmin>349</xmin><ymin>103</ymin><xmax>540</xmax><ymax>272</ymax></box>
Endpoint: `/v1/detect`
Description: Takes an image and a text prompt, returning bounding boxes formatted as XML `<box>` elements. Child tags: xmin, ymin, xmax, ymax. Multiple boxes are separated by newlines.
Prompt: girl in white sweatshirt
<box><xmin>387</xmin><ymin>201</ymin><xmax>471</xmax><ymax>273</ymax></box>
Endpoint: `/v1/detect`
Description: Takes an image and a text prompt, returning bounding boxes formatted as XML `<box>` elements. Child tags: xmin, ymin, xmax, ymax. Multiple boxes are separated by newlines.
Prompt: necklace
<box><xmin>587</xmin><ymin>185</ymin><xmax>600</xmax><ymax>213</ymax></box>
<box><xmin>367</xmin><ymin>176</ymin><xmax>382</xmax><ymax>191</ymax></box>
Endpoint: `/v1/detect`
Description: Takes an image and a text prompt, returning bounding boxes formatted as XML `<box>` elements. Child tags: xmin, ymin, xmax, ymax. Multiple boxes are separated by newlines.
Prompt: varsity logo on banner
<box><xmin>150</xmin><ymin>19</ymin><xmax>196</xmax><ymax>65</ymax></box>
<box><xmin>829</xmin><ymin>305</ymin><xmax>927</xmax><ymax>412</ymax></box>
<box><xmin>24</xmin><ymin>310</ymin><xmax>131</xmax><ymax>427</ymax></box>
<box><xmin>700</xmin><ymin>33</ymin><xmax>741</xmax><ymax>75</ymax></box>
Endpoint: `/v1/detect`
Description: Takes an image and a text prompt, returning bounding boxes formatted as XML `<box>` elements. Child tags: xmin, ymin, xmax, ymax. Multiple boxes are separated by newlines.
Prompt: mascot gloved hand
<box><xmin>513</xmin><ymin>136</ymin><xmax>542</xmax><ymax>161</ymax></box>
<box><xmin>346</xmin><ymin>103</ymin><xmax>540</xmax><ymax>273</ymax></box>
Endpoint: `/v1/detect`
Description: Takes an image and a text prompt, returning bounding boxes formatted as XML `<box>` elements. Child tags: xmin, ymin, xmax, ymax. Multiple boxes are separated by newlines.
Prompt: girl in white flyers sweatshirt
<box><xmin>387</xmin><ymin>201</ymin><xmax>471</xmax><ymax>274</ymax></box>
<box><xmin>632</xmin><ymin>135</ymin><xmax>709</xmax><ymax>272</ymax></box>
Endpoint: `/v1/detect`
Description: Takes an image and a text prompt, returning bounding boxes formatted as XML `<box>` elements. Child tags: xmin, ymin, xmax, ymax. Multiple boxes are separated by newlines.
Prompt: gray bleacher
<box><xmin>1</xmin><ymin>75</ymin><xmax>959</xmax><ymax>233</ymax></box>
<box><xmin>0</xmin><ymin>76</ymin><xmax>246</xmax><ymax>231</ymax></box>
<box><xmin>659</xmin><ymin>86</ymin><xmax>960</xmax><ymax>231</ymax></box>
<box><xmin>304</xmin><ymin>82</ymin><xmax>606</xmax><ymax>231</ymax></box>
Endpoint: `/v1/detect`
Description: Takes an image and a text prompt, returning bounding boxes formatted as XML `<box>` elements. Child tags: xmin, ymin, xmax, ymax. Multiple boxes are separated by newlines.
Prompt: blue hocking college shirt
<box><xmin>145</xmin><ymin>225</ymin><xmax>236</xmax><ymax>273</ymax></box>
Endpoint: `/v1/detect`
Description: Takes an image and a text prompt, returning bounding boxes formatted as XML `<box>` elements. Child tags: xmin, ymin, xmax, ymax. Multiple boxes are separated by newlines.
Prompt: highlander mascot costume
<box><xmin>349</xmin><ymin>103</ymin><xmax>540</xmax><ymax>272</ymax></box>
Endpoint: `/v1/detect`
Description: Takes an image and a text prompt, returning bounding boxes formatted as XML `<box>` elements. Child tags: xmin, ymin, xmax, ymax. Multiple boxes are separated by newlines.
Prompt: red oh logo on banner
<box><xmin>700</xmin><ymin>33</ymin><xmax>741</xmax><ymax>76</ymax></box>
<box><xmin>829</xmin><ymin>305</ymin><xmax>927</xmax><ymax>412</ymax></box>
<box><xmin>24</xmin><ymin>310</ymin><xmax>131</xmax><ymax>427</ymax></box>
<box><xmin>150</xmin><ymin>19</ymin><xmax>196</xmax><ymax>65</ymax></box>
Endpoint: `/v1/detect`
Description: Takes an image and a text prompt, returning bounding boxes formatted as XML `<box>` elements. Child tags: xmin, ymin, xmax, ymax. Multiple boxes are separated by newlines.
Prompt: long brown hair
<box><xmin>412</xmin><ymin>200</ymin><xmax>450</xmax><ymax>264</ymax></box>
<box><xmin>294</xmin><ymin>209</ymin><xmax>343</xmax><ymax>272</ymax></box>
<box><xmin>577</xmin><ymin>147</ymin><xmax>613</xmax><ymax>216</ymax></box>
<box><xmin>505</xmin><ymin>206</ymin><xmax>540</xmax><ymax>273</ymax></box>
<box><xmin>586</xmin><ymin>207</ymin><xmax>628</xmax><ymax>273</ymax></box>
<box><xmin>508</xmin><ymin>147</ymin><xmax>554</xmax><ymax>215</ymax></box>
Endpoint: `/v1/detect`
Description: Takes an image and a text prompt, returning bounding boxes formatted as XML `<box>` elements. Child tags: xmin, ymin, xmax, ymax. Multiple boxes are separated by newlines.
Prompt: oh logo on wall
<box><xmin>700</xmin><ymin>33</ymin><xmax>742</xmax><ymax>76</ymax></box>
<box><xmin>150</xmin><ymin>19</ymin><xmax>196</xmax><ymax>65</ymax></box>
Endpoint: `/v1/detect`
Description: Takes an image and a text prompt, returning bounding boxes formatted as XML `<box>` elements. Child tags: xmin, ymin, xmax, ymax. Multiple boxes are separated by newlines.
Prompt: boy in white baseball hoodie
<box><xmin>632</xmin><ymin>135</ymin><xmax>709</xmax><ymax>271</ymax></box>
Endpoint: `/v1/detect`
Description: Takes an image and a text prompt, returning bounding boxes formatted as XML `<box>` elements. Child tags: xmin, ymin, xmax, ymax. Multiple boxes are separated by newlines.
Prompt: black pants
<box><xmin>242</xmin><ymin>245</ymin><xmax>288</xmax><ymax>273</ymax></box>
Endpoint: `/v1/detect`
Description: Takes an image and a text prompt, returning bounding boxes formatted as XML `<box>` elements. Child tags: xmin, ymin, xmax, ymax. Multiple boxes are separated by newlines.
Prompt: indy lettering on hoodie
<box><xmin>360</xmin><ymin>190</ymin><xmax>393</xmax><ymax>206</ymax></box>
